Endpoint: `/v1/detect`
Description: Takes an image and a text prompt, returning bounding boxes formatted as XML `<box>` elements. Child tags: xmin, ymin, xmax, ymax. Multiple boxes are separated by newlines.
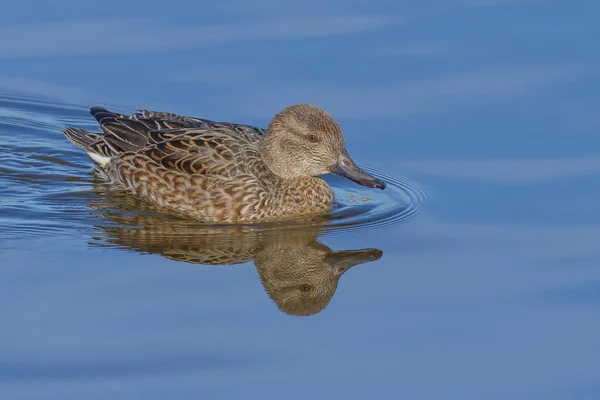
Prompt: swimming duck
<box><xmin>63</xmin><ymin>104</ymin><xmax>385</xmax><ymax>223</ymax></box>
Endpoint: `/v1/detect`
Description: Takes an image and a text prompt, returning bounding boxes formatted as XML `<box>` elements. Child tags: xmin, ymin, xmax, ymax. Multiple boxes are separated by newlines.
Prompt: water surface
<box><xmin>1</xmin><ymin>1</ymin><xmax>600</xmax><ymax>399</ymax></box>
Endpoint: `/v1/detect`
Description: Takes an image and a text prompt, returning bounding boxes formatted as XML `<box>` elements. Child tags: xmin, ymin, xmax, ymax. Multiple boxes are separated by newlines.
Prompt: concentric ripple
<box><xmin>322</xmin><ymin>165</ymin><xmax>433</xmax><ymax>234</ymax></box>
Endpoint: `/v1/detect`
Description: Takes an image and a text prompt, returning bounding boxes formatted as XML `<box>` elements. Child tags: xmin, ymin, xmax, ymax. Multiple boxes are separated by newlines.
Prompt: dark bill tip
<box><xmin>329</xmin><ymin>152</ymin><xmax>386</xmax><ymax>190</ymax></box>
<box><xmin>326</xmin><ymin>248</ymin><xmax>383</xmax><ymax>276</ymax></box>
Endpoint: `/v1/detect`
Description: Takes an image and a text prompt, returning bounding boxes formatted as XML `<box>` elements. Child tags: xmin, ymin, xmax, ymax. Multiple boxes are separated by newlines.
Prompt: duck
<box><xmin>63</xmin><ymin>104</ymin><xmax>386</xmax><ymax>223</ymax></box>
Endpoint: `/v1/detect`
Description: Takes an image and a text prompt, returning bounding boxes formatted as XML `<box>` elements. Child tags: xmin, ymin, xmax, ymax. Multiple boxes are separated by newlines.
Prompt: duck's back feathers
<box><xmin>138</xmin><ymin>127</ymin><xmax>263</xmax><ymax>177</ymax></box>
<box><xmin>63</xmin><ymin>107</ymin><xmax>266</xmax><ymax>169</ymax></box>
<box><xmin>90</xmin><ymin>107</ymin><xmax>202</xmax><ymax>154</ymax></box>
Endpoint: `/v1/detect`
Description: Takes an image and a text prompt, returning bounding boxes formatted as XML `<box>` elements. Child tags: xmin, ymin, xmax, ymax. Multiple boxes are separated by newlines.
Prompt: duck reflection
<box><xmin>87</xmin><ymin>180</ymin><xmax>382</xmax><ymax>316</ymax></box>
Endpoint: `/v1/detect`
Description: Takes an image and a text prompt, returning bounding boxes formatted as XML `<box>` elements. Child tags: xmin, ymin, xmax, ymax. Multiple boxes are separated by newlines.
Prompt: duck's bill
<box><xmin>329</xmin><ymin>151</ymin><xmax>386</xmax><ymax>189</ymax></box>
<box><xmin>326</xmin><ymin>248</ymin><xmax>383</xmax><ymax>276</ymax></box>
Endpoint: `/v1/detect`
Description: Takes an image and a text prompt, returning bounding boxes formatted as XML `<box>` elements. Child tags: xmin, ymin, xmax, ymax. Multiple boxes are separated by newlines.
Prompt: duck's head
<box><xmin>259</xmin><ymin>104</ymin><xmax>386</xmax><ymax>189</ymax></box>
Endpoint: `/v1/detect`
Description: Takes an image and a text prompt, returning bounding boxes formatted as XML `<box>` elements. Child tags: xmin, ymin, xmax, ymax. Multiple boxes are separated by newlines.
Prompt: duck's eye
<box><xmin>300</xmin><ymin>284</ymin><xmax>312</xmax><ymax>292</ymax></box>
<box><xmin>308</xmin><ymin>134</ymin><xmax>319</xmax><ymax>143</ymax></box>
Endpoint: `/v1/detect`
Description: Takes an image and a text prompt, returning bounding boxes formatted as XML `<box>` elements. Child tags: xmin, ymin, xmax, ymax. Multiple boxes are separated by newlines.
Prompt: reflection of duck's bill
<box><xmin>326</xmin><ymin>248</ymin><xmax>383</xmax><ymax>276</ymax></box>
<box><xmin>329</xmin><ymin>150</ymin><xmax>386</xmax><ymax>190</ymax></box>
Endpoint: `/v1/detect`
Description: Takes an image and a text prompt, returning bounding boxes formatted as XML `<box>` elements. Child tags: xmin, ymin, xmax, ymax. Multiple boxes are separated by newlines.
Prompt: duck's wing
<box><xmin>92</xmin><ymin>107</ymin><xmax>265</xmax><ymax>153</ymax></box>
<box><xmin>137</xmin><ymin>126</ymin><xmax>266</xmax><ymax>177</ymax></box>
<box><xmin>63</xmin><ymin>107</ymin><xmax>266</xmax><ymax>173</ymax></box>
<box><xmin>138</xmin><ymin>109</ymin><xmax>266</xmax><ymax>139</ymax></box>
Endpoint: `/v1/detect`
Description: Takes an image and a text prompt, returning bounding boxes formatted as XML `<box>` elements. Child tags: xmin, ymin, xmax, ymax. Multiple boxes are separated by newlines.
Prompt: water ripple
<box><xmin>319</xmin><ymin>166</ymin><xmax>432</xmax><ymax>235</ymax></box>
<box><xmin>0</xmin><ymin>92</ymin><xmax>430</xmax><ymax>245</ymax></box>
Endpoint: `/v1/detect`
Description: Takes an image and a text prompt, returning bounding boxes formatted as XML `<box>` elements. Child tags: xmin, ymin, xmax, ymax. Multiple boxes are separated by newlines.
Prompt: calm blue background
<box><xmin>1</xmin><ymin>0</ymin><xmax>599</xmax><ymax>399</ymax></box>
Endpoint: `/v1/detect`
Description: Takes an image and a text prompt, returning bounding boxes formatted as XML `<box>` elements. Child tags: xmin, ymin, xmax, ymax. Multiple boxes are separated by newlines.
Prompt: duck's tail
<box><xmin>62</xmin><ymin>126</ymin><xmax>114</xmax><ymax>167</ymax></box>
<box><xmin>63</xmin><ymin>127</ymin><xmax>98</xmax><ymax>150</ymax></box>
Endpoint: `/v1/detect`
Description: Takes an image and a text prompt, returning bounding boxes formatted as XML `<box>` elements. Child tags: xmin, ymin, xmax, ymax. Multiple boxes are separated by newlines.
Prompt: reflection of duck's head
<box><xmin>255</xmin><ymin>241</ymin><xmax>382</xmax><ymax>316</ymax></box>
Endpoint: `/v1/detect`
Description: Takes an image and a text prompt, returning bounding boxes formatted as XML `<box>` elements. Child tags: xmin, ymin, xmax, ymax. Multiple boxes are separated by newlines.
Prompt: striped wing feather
<box><xmin>140</xmin><ymin>127</ymin><xmax>262</xmax><ymax>177</ymax></box>
<box><xmin>82</xmin><ymin>107</ymin><xmax>267</xmax><ymax>178</ymax></box>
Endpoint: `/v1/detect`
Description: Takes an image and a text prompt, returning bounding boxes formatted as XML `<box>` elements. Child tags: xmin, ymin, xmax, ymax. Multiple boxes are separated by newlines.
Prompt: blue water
<box><xmin>1</xmin><ymin>1</ymin><xmax>599</xmax><ymax>399</ymax></box>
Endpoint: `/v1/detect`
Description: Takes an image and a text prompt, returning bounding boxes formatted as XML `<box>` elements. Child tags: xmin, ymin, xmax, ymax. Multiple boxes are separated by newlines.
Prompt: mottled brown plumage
<box><xmin>64</xmin><ymin>104</ymin><xmax>385</xmax><ymax>223</ymax></box>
